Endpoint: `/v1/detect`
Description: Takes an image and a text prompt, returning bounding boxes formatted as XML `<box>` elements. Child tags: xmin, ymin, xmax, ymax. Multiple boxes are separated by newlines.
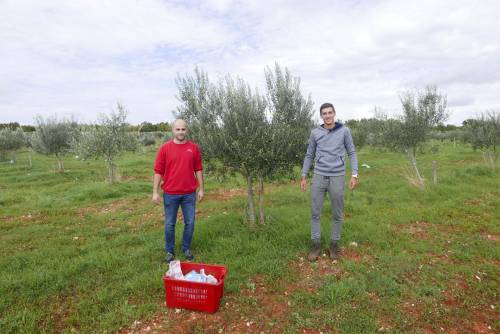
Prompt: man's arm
<box><xmin>195</xmin><ymin>170</ymin><xmax>204</xmax><ymax>202</ymax></box>
<box><xmin>152</xmin><ymin>145</ymin><xmax>166</xmax><ymax>204</ymax></box>
<box><xmin>344</xmin><ymin>128</ymin><xmax>359</xmax><ymax>190</ymax></box>
<box><xmin>152</xmin><ymin>173</ymin><xmax>162</xmax><ymax>204</ymax></box>
<box><xmin>301</xmin><ymin>132</ymin><xmax>316</xmax><ymax>192</ymax></box>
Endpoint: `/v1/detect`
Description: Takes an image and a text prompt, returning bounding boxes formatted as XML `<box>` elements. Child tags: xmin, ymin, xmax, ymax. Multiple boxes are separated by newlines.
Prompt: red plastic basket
<box><xmin>163</xmin><ymin>262</ymin><xmax>227</xmax><ymax>313</ymax></box>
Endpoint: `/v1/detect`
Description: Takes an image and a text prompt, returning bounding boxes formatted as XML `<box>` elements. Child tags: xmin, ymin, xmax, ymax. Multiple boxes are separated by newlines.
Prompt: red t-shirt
<box><xmin>154</xmin><ymin>140</ymin><xmax>203</xmax><ymax>195</ymax></box>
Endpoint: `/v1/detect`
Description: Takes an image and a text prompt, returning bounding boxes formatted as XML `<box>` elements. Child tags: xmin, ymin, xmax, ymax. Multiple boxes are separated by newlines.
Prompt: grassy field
<box><xmin>0</xmin><ymin>142</ymin><xmax>498</xmax><ymax>333</ymax></box>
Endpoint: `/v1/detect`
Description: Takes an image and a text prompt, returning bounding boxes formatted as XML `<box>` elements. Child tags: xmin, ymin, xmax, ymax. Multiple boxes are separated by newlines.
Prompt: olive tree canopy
<box><xmin>73</xmin><ymin>104</ymin><xmax>138</xmax><ymax>183</ymax></box>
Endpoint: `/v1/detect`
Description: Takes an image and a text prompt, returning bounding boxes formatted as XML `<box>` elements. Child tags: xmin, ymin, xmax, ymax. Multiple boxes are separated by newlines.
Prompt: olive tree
<box><xmin>73</xmin><ymin>104</ymin><xmax>138</xmax><ymax>183</ymax></box>
<box><xmin>178</xmin><ymin>73</ymin><xmax>267</xmax><ymax>225</ymax></box>
<box><xmin>386</xmin><ymin>86</ymin><xmax>448</xmax><ymax>186</ymax></box>
<box><xmin>32</xmin><ymin>116</ymin><xmax>78</xmax><ymax>172</ymax></box>
<box><xmin>463</xmin><ymin>111</ymin><xmax>499</xmax><ymax>169</ymax></box>
<box><xmin>344</xmin><ymin>120</ymin><xmax>369</xmax><ymax>151</ymax></box>
<box><xmin>0</xmin><ymin>128</ymin><xmax>26</xmax><ymax>162</ymax></box>
<box><xmin>176</xmin><ymin>65</ymin><xmax>313</xmax><ymax>225</ymax></box>
<box><xmin>258</xmin><ymin>64</ymin><xmax>314</xmax><ymax>222</ymax></box>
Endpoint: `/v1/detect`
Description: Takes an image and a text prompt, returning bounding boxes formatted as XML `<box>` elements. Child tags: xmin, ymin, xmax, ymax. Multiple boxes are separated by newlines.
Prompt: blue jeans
<box><xmin>163</xmin><ymin>192</ymin><xmax>196</xmax><ymax>255</ymax></box>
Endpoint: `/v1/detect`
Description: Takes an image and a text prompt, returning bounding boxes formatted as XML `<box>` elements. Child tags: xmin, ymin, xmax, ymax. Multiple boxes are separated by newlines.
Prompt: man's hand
<box><xmin>349</xmin><ymin>176</ymin><xmax>359</xmax><ymax>190</ymax></box>
<box><xmin>197</xmin><ymin>189</ymin><xmax>204</xmax><ymax>202</ymax></box>
<box><xmin>300</xmin><ymin>177</ymin><xmax>307</xmax><ymax>192</ymax></box>
<box><xmin>152</xmin><ymin>192</ymin><xmax>161</xmax><ymax>205</ymax></box>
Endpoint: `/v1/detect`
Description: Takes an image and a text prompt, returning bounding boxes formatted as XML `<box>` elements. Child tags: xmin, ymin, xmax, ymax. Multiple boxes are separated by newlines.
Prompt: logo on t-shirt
<box><xmin>187</xmin><ymin>148</ymin><xmax>193</xmax><ymax>153</ymax></box>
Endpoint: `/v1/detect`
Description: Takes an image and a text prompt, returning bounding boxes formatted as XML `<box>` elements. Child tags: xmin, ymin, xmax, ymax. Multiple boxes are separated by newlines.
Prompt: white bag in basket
<box><xmin>166</xmin><ymin>260</ymin><xmax>184</xmax><ymax>280</ymax></box>
<box><xmin>201</xmin><ymin>269</ymin><xmax>218</xmax><ymax>284</ymax></box>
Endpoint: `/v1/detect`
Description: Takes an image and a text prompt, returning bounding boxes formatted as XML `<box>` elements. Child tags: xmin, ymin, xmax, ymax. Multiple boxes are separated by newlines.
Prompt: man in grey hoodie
<box><xmin>301</xmin><ymin>102</ymin><xmax>359</xmax><ymax>261</ymax></box>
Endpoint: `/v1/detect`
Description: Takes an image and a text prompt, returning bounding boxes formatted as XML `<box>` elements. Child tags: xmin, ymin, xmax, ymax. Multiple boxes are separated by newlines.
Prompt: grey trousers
<box><xmin>310</xmin><ymin>173</ymin><xmax>345</xmax><ymax>242</ymax></box>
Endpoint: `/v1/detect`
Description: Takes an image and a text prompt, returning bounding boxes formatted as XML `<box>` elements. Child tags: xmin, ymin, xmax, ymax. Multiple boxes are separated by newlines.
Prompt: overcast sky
<box><xmin>1</xmin><ymin>0</ymin><xmax>499</xmax><ymax>125</ymax></box>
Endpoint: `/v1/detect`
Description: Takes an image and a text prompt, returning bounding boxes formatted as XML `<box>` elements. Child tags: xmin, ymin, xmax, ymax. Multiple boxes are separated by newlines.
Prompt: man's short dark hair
<box><xmin>320</xmin><ymin>102</ymin><xmax>335</xmax><ymax>114</ymax></box>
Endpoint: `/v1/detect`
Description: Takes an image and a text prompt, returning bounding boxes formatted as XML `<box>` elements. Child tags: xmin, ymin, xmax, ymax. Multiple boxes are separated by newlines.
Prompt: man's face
<box><xmin>172</xmin><ymin>121</ymin><xmax>188</xmax><ymax>142</ymax></box>
<box><xmin>320</xmin><ymin>107</ymin><xmax>335</xmax><ymax>125</ymax></box>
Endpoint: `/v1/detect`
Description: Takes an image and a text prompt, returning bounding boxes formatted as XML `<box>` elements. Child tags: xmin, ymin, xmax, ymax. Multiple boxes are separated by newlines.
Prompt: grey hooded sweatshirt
<box><xmin>301</xmin><ymin>122</ymin><xmax>358</xmax><ymax>177</ymax></box>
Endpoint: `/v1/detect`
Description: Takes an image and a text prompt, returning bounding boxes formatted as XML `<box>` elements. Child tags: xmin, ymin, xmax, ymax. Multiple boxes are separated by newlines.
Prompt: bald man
<box><xmin>152</xmin><ymin>119</ymin><xmax>204</xmax><ymax>263</ymax></box>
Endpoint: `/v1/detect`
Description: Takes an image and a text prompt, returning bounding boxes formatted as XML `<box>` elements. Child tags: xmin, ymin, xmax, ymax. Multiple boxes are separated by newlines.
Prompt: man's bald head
<box><xmin>172</xmin><ymin>119</ymin><xmax>187</xmax><ymax>129</ymax></box>
<box><xmin>171</xmin><ymin>119</ymin><xmax>188</xmax><ymax>143</ymax></box>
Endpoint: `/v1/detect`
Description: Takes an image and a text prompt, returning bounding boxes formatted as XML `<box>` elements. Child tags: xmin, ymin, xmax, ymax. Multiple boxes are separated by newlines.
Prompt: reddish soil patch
<box><xmin>204</xmin><ymin>188</ymin><xmax>246</xmax><ymax>202</ymax></box>
<box><xmin>464</xmin><ymin>199</ymin><xmax>482</xmax><ymax>206</ymax></box>
<box><xmin>342</xmin><ymin>248</ymin><xmax>364</xmax><ymax>262</ymax></box>
<box><xmin>484</xmin><ymin>234</ymin><xmax>500</xmax><ymax>242</ymax></box>
<box><xmin>441</xmin><ymin>290</ymin><xmax>462</xmax><ymax>308</ymax></box>
<box><xmin>119</xmin><ymin>254</ymin><xmax>350</xmax><ymax>334</ymax></box>
<box><xmin>118</xmin><ymin>284</ymin><xmax>293</xmax><ymax>333</ymax></box>
<box><xmin>286</xmin><ymin>255</ymin><xmax>345</xmax><ymax>295</ymax></box>
<box><xmin>77</xmin><ymin>198</ymin><xmax>146</xmax><ymax>217</ymax></box>
<box><xmin>425</xmin><ymin>252</ymin><xmax>454</xmax><ymax>265</ymax></box>
<box><xmin>121</xmin><ymin>176</ymin><xmax>151</xmax><ymax>182</ymax></box>
<box><xmin>399</xmin><ymin>276</ymin><xmax>498</xmax><ymax>334</ymax></box>
<box><xmin>76</xmin><ymin>188</ymin><xmax>245</xmax><ymax>223</ymax></box>
<box><xmin>0</xmin><ymin>212</ymin><xmax>47</xmax><ymax>223</ymax></box>
<box><xmin>393</xmin><ymin>220</ymin><xmax>432</xmax><ymax>238</ymax></box>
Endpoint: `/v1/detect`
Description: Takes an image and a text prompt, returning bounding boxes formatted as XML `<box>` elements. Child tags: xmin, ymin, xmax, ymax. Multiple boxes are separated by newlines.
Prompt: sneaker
<box><xmin>183</xmin><ymin>249</ymin><xmax>194</xmax><ymax>261</ymax></box>
<box><xmin>329</xmin><ymin>241</ymin><xmax>340</xmax><ymax>260</ymax></box>
<box><xmin>307</xmin><ymin>240</ymin><xmax>321</xmax><ymax>262</ymax></box>
<box><xmin>165</xmin><ymin>252</ymin><xmax>175</xmax><ymax>263</ymax></box>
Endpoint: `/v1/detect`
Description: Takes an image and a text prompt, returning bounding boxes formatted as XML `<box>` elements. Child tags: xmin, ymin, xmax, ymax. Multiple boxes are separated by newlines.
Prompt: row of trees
<box><xmin>0</xmin><ymin>104</ymin><xmax>138</xmax><ymax>182</ymax></box>
<box><xmin>0</xmin><ymin>123</ymin><xmax>36</xmax><ymax>132</ymax></box>
<box><xmin>1</xmin><ymin>66</ymin><xmax>498</xmax><ymax>224</ymax></box>
<box><xmin>359</xmin><ymin>86</ymin><xmax>448</xmax><ymax>186</ymax></box>
<box><xmin>346</xmin><ymin>90</ymin><xmax>499</xmax><ymax>184</ymax></box>
<box><xmin>0</xmin><ymin>121</ymin><xmax>170</xmax><ymax>133</ymax></box>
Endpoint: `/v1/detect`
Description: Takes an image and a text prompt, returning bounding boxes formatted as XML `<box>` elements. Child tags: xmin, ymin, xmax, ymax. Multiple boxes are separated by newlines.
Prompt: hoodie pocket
<box><xmin>322</xmin><ymin>154</ymin><xmax>344</xmax><ymax>171</ymax></box>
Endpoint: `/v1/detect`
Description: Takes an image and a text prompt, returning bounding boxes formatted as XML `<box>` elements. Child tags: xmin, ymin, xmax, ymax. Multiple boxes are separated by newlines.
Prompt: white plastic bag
<box><xmin>185</xmin><ymin>270</ymin><xmax>205</xmax><ymax>282</ymax></box>
<box><xmin>166</xmin><ymin>260</ymin><xmax>185</xmax><ymax>280</ymax></box>
<box><xmin>183</xmin><ymin>268</ymin><xmax>218</xmax><ymax>284</ymax></box>
<box><xmin>201</xmin><ymin>269</ymin><xmax>218</xmax><ymax>284</ymax></box>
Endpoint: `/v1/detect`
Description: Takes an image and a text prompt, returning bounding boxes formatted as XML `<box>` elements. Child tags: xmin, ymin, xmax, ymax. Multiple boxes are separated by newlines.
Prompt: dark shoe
<box><xmin>329</xmin><ymin>240</ymin><xmax>340</xmax><ymax>260</ymax></box>
<box><xmin>183</xmin><ymin>249</ymin><xmax>194</xmax><ymax>261</ymax></box>
<box><xmin>307</xmin><ymin>240</ymin><xmax>321</xmax><ymax>262</ymax></box>
<box><xmin>165</xmin><ymin>252</ymin><xmax>175</xmax><ymax>263</ymax></box>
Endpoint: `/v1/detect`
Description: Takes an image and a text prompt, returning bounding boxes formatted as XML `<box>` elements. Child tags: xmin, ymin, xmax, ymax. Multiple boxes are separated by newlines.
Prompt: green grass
<box><xmin>1</xmin><ymin>142</ymin><xmax>499</xmax><ymax>333</ymax></box>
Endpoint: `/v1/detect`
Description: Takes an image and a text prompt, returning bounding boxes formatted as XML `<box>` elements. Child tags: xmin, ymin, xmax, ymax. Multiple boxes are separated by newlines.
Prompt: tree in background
<box><xmin>259</xmin><ymin>63</ymin><xmax>314</xmax><ymax>222</ymax></box>
<box><xmin>463</xmin><ymin>111</ymin><xmax>499</xmax><ymax>169</ymax></box>
<box><xmin>344</xmin><ymin>119</ymin><xmax>368</xmax><ymax>151</ymax></box>
<box><xmin>73</xmin><ymin>104</ymin><xmax>138</xmax><ymax>183</ymax></box>
<box><xmin>345</xmin><ymin>107</ymin><xmax>393</xmax><ymax>149</ymax></box>
<box><xmin>176</xmin><ymin>65</ymin><xmax>313</xmax><ymax>225</ymax></box>
<box><xmin>383</xmin><ymin>86</ymin><xmax>448</xmax><ymax>186</ymax></box>
<box><xmin>32</xmin><ymin>116</ymin><xmax>78</xmax><ymax>172</ymax></box>
<box><xmin>0</xmin><ymin>122</ymin><xmax>21</xmax><ymax>130</ymax></box>
<box><xmin>217</xmin><ymin>75</ymin><xmax>267</xmax><ymax>224</ymax></box>
<box><xmin>0</xmin><ymin>128</ymin><xmax>26</xmax><ymax>162</ymax></box>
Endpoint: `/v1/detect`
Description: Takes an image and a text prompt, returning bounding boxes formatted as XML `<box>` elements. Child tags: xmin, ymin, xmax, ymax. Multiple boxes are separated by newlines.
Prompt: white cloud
<box><xmin>0</xmin><ymin>0</ymin><xmax>499</xmax><ymax>125</ymax></box>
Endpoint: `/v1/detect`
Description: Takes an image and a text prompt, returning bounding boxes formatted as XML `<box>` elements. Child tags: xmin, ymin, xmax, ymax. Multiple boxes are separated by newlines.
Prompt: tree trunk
<box><xmin>409</xmin><ymin>148</ymin><xmax>424</xmax><ymax>186</ymax></box>
<box><xmin>56</xmin><ymin>154</ymin><xmax>64</xmax><ymax>173</ymax></box>
<box><xmin>107</xmin><ymin>159</ymin><xmax>117</xmax><ymax>183</ymax></box>
<box><xmin>432</xmin><ymin>160</ymin><xmax>437</xmax><ymax>185</ymax></box>
<box><xmin>486</xmin><ymin>151</ymin><xmax>496</xmax><ymax>170</ymax></box>
<box><xmin>28</xmin><ymin>152</ymin><xmax>32</xmax><ymax>168</ymax></box>
<box><xmin>245</xmin><ymin>173</ymin><xmax>256</xmax><ymax>226</ymax></box>
<box><xmin>258</xmin><ymin>175</ymin><xmax>265</xmax><ymax>225</ymax></box>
